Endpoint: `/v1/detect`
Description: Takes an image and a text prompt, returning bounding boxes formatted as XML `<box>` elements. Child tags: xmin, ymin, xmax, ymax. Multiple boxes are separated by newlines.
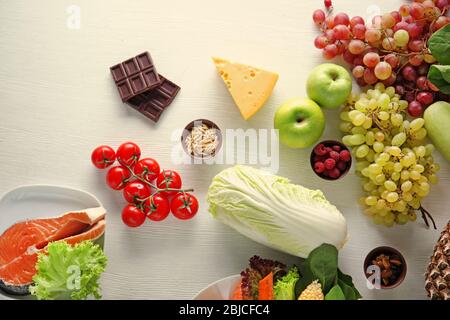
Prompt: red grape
<box><xmin>325</xmin><ymin>16</ymin><xmax>334</xmax><ymax>29</ymax></box>
<box><xmin>313</xmin><ymin>9</ymin><xmax>326</xmax><ymax>25</ymax></box>
<box><xmin>352</xmin><ymin>65</ymin><xmax>365</xmax><ymax>78</ymax></box>
<box><xmin>409</xmin><ymin>54</ymin><xmax>424</xmax><ymax>66</ymax></box>
<box><xmin>365</xmin><ymin>28</ymin><xmax>382</xmax><ymax>42</ymax></box>
<box><xmin>314</xmin><ymin>35</ymin><xmax>328</xmax><ymax>49</ymax></box>
<box><xmin>348</xmin><ymin>39</ymin><xmax>365</xmax><ymax>54</ymax></box>
<box><xmin>333</xmin><ymin>25</ymin><xmax>350</xmax><ymax>40</ymax></box>
<box><xmin>384</xmin><ymin>53</ymin><xmax>400</xmax><ymax>68</ymax></box>
<box><xmin>343</xmin><ymin>50</ymin><xmax>355</xmax><ymax>64</ymax></box>
<box><xmin>363</xmin><ymin>68</ymin><xmax>378</xmax><ymax>85</ymax></box>
<box><xmin>416</xmin><ymin>76</ymin><xmax>429</xmax><ymax>90</ymax></box>
<box><xmin>374</xmin><ymin>61</ymin><xmax>392</xmax><ymax>80</ymax></box>
<box><xmin>324</xmin><ymin>0</ymin><xmax>332</xmax><ymax>9</ymax></box>
<box><xmin>323</xmin><ymin>44</ymin><xmax>338</xmax><ymax>60</ymax></box>
<box><xmin>324</xmin><ymin>29</ymin><xmax>335</xmax><ymax>42</ymax></box>
<box><xmin>363</xmin><ymin>52</ymin><xmax>380</xmax><ymax>68</ymax></box>
<box><xmin>395</xmin><ymin>85</ymin><xmax>405</xmax><ymax>95</ymax></box>
<box><xmin>399</xmin><ymin>4</ymin><xmax>410</xmax><ymax>17</ymax></box>
<box><xmin>382</xmin><ymin>72</ymin><xmax>397</xmax><ymax>86</ymax></box>
<box><xmin>352</xmin><ymin>24</ymin><xmax>366</xmax><ymax>40</ymax></box>
<box><xmin>410</xmin><ymin>3</ymin><xmax>425</xmax><ymax>19</ymax></box>
<box><xmin>402</xmin><ymin>65</ymin><xmax>418</xmax><ymax>82</ymax></box>
<box><xmin>408</xmin><ymin>101</ymin><xmax>424</xmax><ymax>117</ymax></box>
<box><xmin>407</xmin><ymin>23</ymin><xmax>423</xmax><ymax>39</ymax></box>
<box><xmin>435</xmin><ymin>0</ymin><xmax>448</xmax><ymax>10</ymax></box>
<box><xmin>417</xmin><ymin>63</ymin><xmax>429</xmax><ymax>76</ymax></box>
<box><xmin>428</xmin><ymin>80</ymin><xmax>440</xmax><ymax>92</ymax></box>
<box><xmin>350</xmin><ymin>16</ymin><xmax>365</xmax><ymax>28</ymax></box>
<box><xmin>391</xmin><ymin>11</ymin><xmax>401</xmax><ymax>23</ymax></box>
<box><xmin>334</xmin><ymin>13</ymin><xmax>350</xmax><ymax>26</ymax></box>
<box><xmin>408</xmin><ymin>39</ymin><xmax>424</xmax><ymax>52</ymax></box>
<box><xmin>416</xmin><ymin>91</ymin><xmax>434</xmax><ymax>106</ymax></box>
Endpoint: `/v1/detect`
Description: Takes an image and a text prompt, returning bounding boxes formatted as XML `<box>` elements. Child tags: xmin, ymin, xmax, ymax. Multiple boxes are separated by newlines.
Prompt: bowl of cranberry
<box><xmin>310</xmin><ymin>140</ymin><xmax>352</xmax><ymax>180</ymax></box>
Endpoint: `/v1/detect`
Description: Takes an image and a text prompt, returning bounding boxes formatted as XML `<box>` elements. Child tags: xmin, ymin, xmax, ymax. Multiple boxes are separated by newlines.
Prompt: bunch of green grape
<box><xmin>340</xmin><ymin>82</ymin><xmax>440</xmax><ymax>227</ymax></box>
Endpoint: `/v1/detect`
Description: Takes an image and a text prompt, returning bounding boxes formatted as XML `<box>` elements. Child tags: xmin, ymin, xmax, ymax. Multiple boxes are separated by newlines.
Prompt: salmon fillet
<box><xmin>0</xmin><ymin>207</ymin><xmax>106</xmax><ymax>295</ymax></box>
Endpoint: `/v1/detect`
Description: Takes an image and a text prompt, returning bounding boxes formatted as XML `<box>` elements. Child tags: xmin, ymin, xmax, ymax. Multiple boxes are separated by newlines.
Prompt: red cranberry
<box><xmin>324</xmin><ymin>158</ymin><xmax>336</xmax><ymax>170</ymax></box>
<box><xmin>329</xmin><ymin>168</ymin><xmax>341</xmax><ymax>179</ymax></box>
<box><xmin>332</xmin><ymin>145</ymin><xmax>341</xmax><ymax>152</ymax></box>
<box><xmin>336</xmin><ymin>161</ymin><xmax>347</xmax><ymax>171</ymax></box>
<box><xmin>329</xmin><ymin>151</ymin><xmax>340</xmax><ymax>161</ymax></box>
<box><xmin>314</xmin><ymin>162</ymin><xmax>325</xmax><ymax>173</ymax></box>
<box><xmin>314</xmin><ymin>144</ymin><xmax>327</xmax><ymax>156</ymax></box>
<box><xmin>339</xmin><ymin>150</ymin><xmax>351</xmax><ymax>162</ymax></box>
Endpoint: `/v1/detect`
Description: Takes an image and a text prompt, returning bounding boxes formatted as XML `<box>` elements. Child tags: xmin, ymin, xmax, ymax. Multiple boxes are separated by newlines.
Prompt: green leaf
<box><xmin>324</xmin><ymin>284</ymin><xmax>346</xmax><ymax>300</ymax></box>
<box><xmin>337</xmin><ymin>269</ymin><xmax>362</xmax><ymax>300</ymax></box>
<box><xmin>308</xmin><ymin>244</ymin><xmax>338</xmax><ymax>293</ymax></box>
<box><xmin>428</xmin><ymin>65</ymin><xmax>450</xmax><ymax>94</ymax></box>
<box><xmin>429</xmin><ymin>24</ymin><xmax>450</xmax><ymax>65</ymax></box>
<box><xmin>295</xmin><ymin>260</ymin><xmax>313</xmax><ymax>298</ymax></box>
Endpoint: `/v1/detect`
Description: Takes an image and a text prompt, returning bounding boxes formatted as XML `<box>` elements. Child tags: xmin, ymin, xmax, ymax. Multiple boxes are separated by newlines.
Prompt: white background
<box><xmin>0</xmin><ymin>0</ymin><xmax>449</xmax><ymax>299</ymax></box>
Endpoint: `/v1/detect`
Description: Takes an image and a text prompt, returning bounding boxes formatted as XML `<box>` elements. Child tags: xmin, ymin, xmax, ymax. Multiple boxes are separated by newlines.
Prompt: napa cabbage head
<box><xmin>207</xmin><ymin>165</ymin><xmax>348</xmax><ymax>258</ymax></box>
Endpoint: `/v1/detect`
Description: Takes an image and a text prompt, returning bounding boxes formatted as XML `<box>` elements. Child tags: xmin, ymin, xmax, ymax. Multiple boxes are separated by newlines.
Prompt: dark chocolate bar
<box><xmin>110</xmin><ymin>52</ymin><xmax>180</xmax><ymax>123</ymax></box>
<box><xmin>127</xmin><ymin>75</ymin><xmax>180</xmax><ymax>122</ymax></box>
<box><xmin>110</xmin><ymin>52</ymin><xmax>161</xmax><ymax>102</ymax></box>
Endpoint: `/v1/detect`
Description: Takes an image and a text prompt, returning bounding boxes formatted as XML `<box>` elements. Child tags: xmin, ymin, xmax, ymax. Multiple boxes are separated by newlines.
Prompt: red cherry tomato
<box><xmin>171</xmin><ymin>193</ymin><xmax>198</xmax><ymax>220</ymax></box>
<box><xmin>122</xmin><ymin>204</ymin><xmax>146</xmax><ymax>227</ymax></box>
<box><xmin>144</xmin><ymin>195</ymin><xmax>170</xmax><ymax>221</ymax></box>
<box><xmin>134</xmin><ymin>158</ymin><xmax>160</xmax><ymax>182</ymax></box>
<box><xmin>106</xmin><ymin>166</ymin><xmax>131</xmax><ymax>190</ymax></box>
<box><xmin>156</xmin><ymin>170</ymin><xmax>182</xmax><ymax>197</ymax></box>
<box><xmin>116</xmin><ymin>142</ymin><xmax>141</xmax><ymax>167</ymax></box>
<box><xmin>123</xmin><ymin>181</ymin><xmax>151</xmax><ymax>203</ymax></box>
<box><xmin>91</xmin><ymin>145</ymin><xmax>116</xmax><ymax>169</ymax></box>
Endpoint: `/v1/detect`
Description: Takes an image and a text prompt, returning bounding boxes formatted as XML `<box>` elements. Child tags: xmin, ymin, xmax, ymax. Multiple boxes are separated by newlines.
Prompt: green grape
<box><xmin>342</xmin><ymin>135</ymin><xmax>352</xmax><ymax>146</ymax></box>
<box><xmin>378</xmin><ymin>111</ymin><xmax>390</xmax><ymax>121</ymax></box>
<box><xmin>366</xmin><ymin>131</ymin><xmax>375</xmax><ymax>145</ymax></box>
<box><xmin>428</xmin><ymin>174</ymin><xmax>438</xmax><ymax>184</ymax></box>
<box><xmin>384</xmin><ymin>180</ymin><xmax>397</xmax><ymax>191</ymax></box>
<box><xmin>425</xmin><ymin>144</ymin><xmax>434</xmax><ymax>156</ymax></box>
<box><xmin>393</xmin><ymin>29</ymin><xmax>409</xmax><ymax>46</ymax></box>
<box><xmin>340</xmin><ymin>111</ymin><xmax>350</xmax><ymax>121</ymax></box>
<box><xmin>413</xmin><ymin>164</ymin><xmax>424</xmax><ymax>173</ymax></box>
<box><xmin>365</xmin><ymin>149</ymin><xmax>375</xmax><ymax>163</ymax></box>
<box><xmin>402</xmin><ymin>192</ymin><xmax>413</xmax><ymax>202</ymax></box>
<box><xmin>410</xmin><ymin>170</ymin><xmax>421</xmax><ymax>180</ymax></box>
<box><xmin>385</xmin><ymin>86</ymin><xmax>395</xmax><ymax>97</ymax></box>
<box><xmin>386</xmin><ymin>192</ymin><xmax>399</xmax><ymax>202</ymax></box>
<box><xmin>408</xmin><ymin>211</ymin><xmax>417</xmax><ymax>221</ymax></box>
<box><xmin>374</xmin><ymin>131</ymin><xmax>385</xmax><ymax>142</ymax></box>
<box><xmin>368</xmin><ymin>99</ymin><xmax>378</xmax><ymax>110</ymax></box>
<box><xmin>355</xmin><ymin>160</ymin><xmax>370</xmax><ymax>172</ymax></box>
<box><xmin>361</xmin><ymin>167</ymin><xmax>370</xmax><ymax>177</ymax></box>
<box><xmin>375</xmin><ymin>174</ymin><xmax>386</xmax><ymax>184</ymax></box>
<box><xmin>375</xmin><ymin>199</ymin><xmax>386</xmax><ymax>210</ymax></box>
<box><xmin>383</xmin><ymin>212</ymin><xmax>395</xmax><ymax>226</ymax></box>
<box><xmin>372</xmin><ymin>215</ymin><xmax>383</xmax><ymax>225</ymax></box>
<box><xmin>373</xmin><ymin>141</ymin><xmax>384</xmax><ymax>153</ymax></box>
<box><xmin>368</xmin><ymin>163</ymin><xmax>382</xmax><ymax>175</ymax></box>
<box><xmin>374</xmin><ymin>83</ymin><xmax>385</xmax><ymax>92</ymax></box>
<box><xmin>392</xmin><ymin>132</ymin><xmax>406</xmax><ymax>146</ymax></box>
<box><xmin>363</xmin><ymin>117</ymin><xmax>372</xmax><ymax>129</ymax></box>
<box><xmin>401</xmin><ymin>180</ymin><xmax>412</xmax><ymax>192</ymax></box>
<box><xmin>400</xmin><ymin>170</ymin><xmax>410</xmax><ymax>180</ymax></box>
<box><xmin>391</xmin><ymin>171</ymin><xmax>400</xmax><ymax>181</ymax></box>
<box><xmin>391</xmin><ymin>113</ymin><xmax>403</xmax><ymax>127</ymax></box>
<box><xmin>396</xmin><ymin>214</ymin><xmax>408</xmax><ymax>224</ymax></box>
<box><xmin>393</xmin><ymin>162</ymin><xmax>403</xmax><ymax>172</ymax></box>
<box><xmin>365</xmin><ymin>196</ymin><xmax>378</xmax><ymax>206</ymax></box>
<box><xmin>356</xmin><ymin>145</ymin><xmax>370</xmax><ymax>158</ymax></box>
<box><xmin>410</xmin><ymin>118</ymin><xmax>425</xmax><ymax>132</ymax></box>
<box><xmin>413</xmin><ymin>128</ymin><xmax>427</xmax><ymax>140</ymax></box>
<box><xmin>339</xmin><ymin>122</ymin><xmax>353</xmax><ymax>133</ymax></box>
<box><xmin>419</xmin><ymin>182</ymin><xmax>430</xmax><ymax>192</ymax></box>
<box><xmin>363</xmin><ymin>182</ymin><xmax>376</xmax><ymax>192</ymax></box>
<box><xmin>387</xmin><ymin>146</ymin><xmax>401</xmax><ymax>156</ymax></box>
<box><xmin>414</xmin><ymin>146</ymin><xmax>426</xmax><ymax>157</ymax></box>
<box><xmin>430</xmin><ymin>163</ymin><xmax>440</xmax><ymax>172</ymax></box>
<box><xmin>351</xmin><ymin>126</ymin><xmax>366</xmax><ymax>135</ymax></box>
<box><xmin>378</xmin><ymin>93</ymin><xmax>390</xmax><ymax>109</ymax></box>
<box><xmin>350</xmin><ymin>134</ymin><xmax>365</xmax><ymax>145</ymax></box>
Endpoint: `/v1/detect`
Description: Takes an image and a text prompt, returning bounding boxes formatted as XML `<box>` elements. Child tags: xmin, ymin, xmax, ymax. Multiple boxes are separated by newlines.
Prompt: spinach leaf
<box><xmin>428</xmin><ymin>24</ymin><xmax>450</xmax><ymax>65</ymax></box>
<box><xmin>308</xmin><ymin>244</ymin><xmax>338</xmax><ymax>293</ymax></box>
<box><xmin>294</xmin><ymin>260</ymin><xmax>313</xmax><ymax>297</ymax></box>
<box><xmin>324</xmin><ymin>284</ymin><xmax>346</xmax><ymax>300</ymax></box>
<box><xmin>428</xmin><ymin>65</ymin><xmax>450</xmax><ymax>94</ymax></box>
<box><xmin>338</xmin><ymin>269</ymin><xmax>362</xmax><ymax>300</ymax></box>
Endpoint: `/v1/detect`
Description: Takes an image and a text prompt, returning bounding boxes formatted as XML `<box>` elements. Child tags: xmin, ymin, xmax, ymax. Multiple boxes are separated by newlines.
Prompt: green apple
<box><xmin>424</xmin><ymin>101</ymin><xmax>450</xmax><ymax>162</ymax></box>
<box><xmin>274</xmin><ymin>97</ymin><xmax>325</xmax><ymax>148</ymax></box>
<box><xmin>306</xmin><ymin>63</ymin><xmax>352</xmax><ymax>109</ymax></box>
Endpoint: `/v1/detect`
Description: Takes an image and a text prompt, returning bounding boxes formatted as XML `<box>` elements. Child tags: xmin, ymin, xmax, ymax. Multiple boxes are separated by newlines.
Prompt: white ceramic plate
<box><xmin>0</xmin><ymin>185</ymin><xmax>103</xmax><ymax>300</ymax></box>
<box><xmin>193</xmin><ymin>275</ymin><xmax>241</xmax><ymax>300</ymax></box>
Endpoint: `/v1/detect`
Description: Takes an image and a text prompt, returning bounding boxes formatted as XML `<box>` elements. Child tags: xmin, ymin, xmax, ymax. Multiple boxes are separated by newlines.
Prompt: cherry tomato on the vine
<box><xmin>106</xmin><ymin>166</ymin><xmax>131</xmax><ymax>190</ymax></box>
<box><xmin>117</xmin><ymin>142</ymin><xmax>141</xmax><ymax>167</ymax></box>
<box><xmin>123</xmin><ymin>181</ymin><xmax>151</xmax><ymax>203</ymax></box>
<box><xmin>156</xmin><ymin>170</ymin><xmax>182</xmax><ymax>197</ymax></box>
<box><xmin>91</xmin><ymin>145</ymin><xmax>116</xmax><ymax>169</ymax></box>
<box><xmin>134</xmin><ymin>158</ymin><xmax>160</xmax><ymax>182</ymax></box>
<box><xmin>144</xmin><ymin>194</ymin><xmax>170</xmax><ymax>221</ymax></box>
<box><xmin>171</xmin><ymin>193</ymin><xmax>198</xmax><ymax>220</ymax></box>
<box><xmin>122</xmin><ymin>204</ymin><xmax>146</xmax><ymax>227</ymax></box>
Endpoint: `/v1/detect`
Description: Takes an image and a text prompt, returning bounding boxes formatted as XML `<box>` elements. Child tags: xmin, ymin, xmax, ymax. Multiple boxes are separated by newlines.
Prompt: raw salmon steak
<box><xmin>0</xmin><ymin>207</ymin><xmax>106</xmax><ymax>295</ymax></box>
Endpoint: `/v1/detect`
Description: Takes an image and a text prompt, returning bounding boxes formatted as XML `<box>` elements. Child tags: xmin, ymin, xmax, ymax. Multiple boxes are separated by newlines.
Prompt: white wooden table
<box><xmin>0</xmin><ymin>0</ymin><xmax>449</xmax><ymax>300</ymax></box>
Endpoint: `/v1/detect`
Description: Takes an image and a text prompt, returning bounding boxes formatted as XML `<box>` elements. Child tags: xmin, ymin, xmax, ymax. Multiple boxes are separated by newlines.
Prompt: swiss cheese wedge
<box><xmin>213</xmin><ymin>57</ymin><xmax>278</xmax><ymax>120</ymax></box>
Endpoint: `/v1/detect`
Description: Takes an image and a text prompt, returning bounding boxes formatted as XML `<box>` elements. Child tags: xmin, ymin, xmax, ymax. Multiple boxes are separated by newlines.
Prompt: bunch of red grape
<box><xmin>312</xmin><ymin>0</ymin><xmax>450</xmax><ymax>117</ymax></box>
<box><xmin>91</xmin><ymin>142</ymin><xmax>198</xmax><ymax>227</ymax></box>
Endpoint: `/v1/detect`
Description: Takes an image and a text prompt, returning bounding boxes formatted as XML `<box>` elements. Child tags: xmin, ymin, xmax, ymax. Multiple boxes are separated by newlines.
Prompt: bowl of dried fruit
<box><xmin>182</xmin><ymin>119</ymin><xmax>222</xmax><ymax>160</ymax></box>
<box><xmin>310</xmin><ymin>140</ymin><xmax>352</xmax><ymax>180</ymax></box>
<box><xmin>363</xmin><ymin>246</ymin><xmax>407</xmax><ymax>289</ymax></box>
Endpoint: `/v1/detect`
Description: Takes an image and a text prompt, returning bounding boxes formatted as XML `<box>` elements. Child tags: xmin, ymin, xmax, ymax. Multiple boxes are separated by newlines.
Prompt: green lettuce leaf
<box><xmin>428</xmin><ymin>65</ymin><xmax>450</xmax><ymax>94</ymax></box>
<box><xmin>274</xmin><ymin>267</ymin><xmax>300</xmax><ymax>300</ymax></box>
<box><xmin>29</xmin><ymin>241</ymin><xmax>107</xmax><ymax>300</ymax></box>
<box><xmin>428</xmin><ymin>24</ymin><xmax>450</xmax><ymax>65</ymax></box>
